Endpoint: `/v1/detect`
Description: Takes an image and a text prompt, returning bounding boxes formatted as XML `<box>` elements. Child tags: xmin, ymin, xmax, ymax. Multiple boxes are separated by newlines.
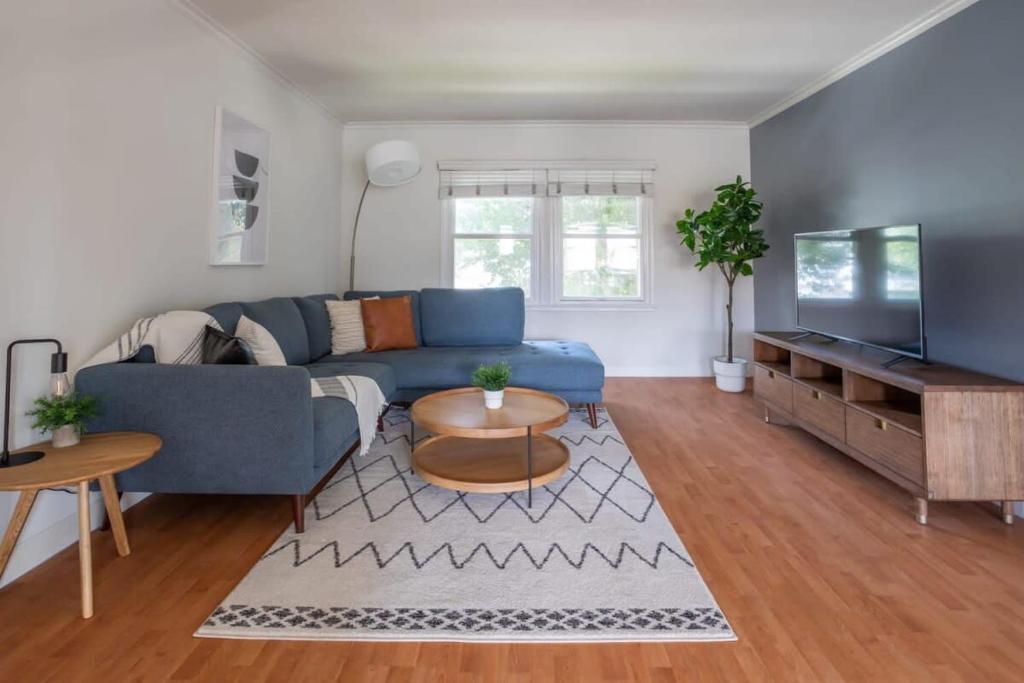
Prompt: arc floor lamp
<box><xmin>348</xmin><ymin>140</ymin><xmax>421</xmax><ymax>291</ymax></box>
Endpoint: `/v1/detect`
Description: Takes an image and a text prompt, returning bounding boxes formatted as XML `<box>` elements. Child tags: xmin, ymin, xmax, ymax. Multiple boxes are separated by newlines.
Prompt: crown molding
<box><xmin>342</xmin><ymin>120</ymin><xmax>749</xmax><ymax>131</ymax></box>
<box><xmin>748</xmin><ymin>0</ymin><xmax>979</xmax><ymax>128</ymax></box>
<box><xmin>170</xmin><ymin>0</ymin><xmax>344</xmax><ymax>127</ymax></box>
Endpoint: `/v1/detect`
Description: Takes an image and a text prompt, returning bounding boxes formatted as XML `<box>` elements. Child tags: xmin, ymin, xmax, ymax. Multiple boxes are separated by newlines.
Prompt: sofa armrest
<box><xmin>76</xmin><ymin>363</ymin><xmax>315</xmax><ymax>495</ymax></box>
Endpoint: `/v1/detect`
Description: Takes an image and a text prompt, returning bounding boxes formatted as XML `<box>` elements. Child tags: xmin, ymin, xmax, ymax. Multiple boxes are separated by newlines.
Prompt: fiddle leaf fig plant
<box><xmin>676</xmin><ymin>176</ymin><xmax>768</xmax><ymax>363</ymax></box>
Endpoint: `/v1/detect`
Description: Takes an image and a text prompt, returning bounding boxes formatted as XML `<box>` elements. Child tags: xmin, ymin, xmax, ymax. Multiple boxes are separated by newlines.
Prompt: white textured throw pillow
<box><xmin>327</xmin><ymin>297</ymin><xmax>378</xmax><ymax>354</ymax></box>
<box><xmin>235</xmin><ymin>315</ymin><xmax>287</xmax><ymax>366</ymax></box>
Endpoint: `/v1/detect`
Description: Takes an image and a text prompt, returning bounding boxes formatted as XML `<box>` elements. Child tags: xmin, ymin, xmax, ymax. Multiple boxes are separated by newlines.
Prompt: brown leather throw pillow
<box><xmin>361</xmin><ymin>295</ymin><xmax>418</xmax><ymax>351</ymax></box>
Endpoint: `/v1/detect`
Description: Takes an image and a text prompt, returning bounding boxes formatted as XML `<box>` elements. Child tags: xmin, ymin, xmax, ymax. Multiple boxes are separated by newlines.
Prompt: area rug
<box><xmin>197</xmin><ymin>406</ymin><xmax>733</xmax><ymax>642</ymax></box>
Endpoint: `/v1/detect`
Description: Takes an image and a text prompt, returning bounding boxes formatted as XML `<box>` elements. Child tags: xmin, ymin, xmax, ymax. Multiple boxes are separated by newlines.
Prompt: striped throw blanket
<box><xmin>80</xmin><ymin>311</ymin><xmax>386</xmax><ymax>455</ymax></box>
<box><xmin>311</xmin><ymin>376</ymin><xmax>387</xmax><ymax>456</ymax></box>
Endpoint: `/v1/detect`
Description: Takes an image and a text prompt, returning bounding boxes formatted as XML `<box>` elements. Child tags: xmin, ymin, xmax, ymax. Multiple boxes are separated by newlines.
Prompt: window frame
<box><xmin>441</xmin><ymin>194</ymin><xmax>653</xmax><ymax>310</ymax></box>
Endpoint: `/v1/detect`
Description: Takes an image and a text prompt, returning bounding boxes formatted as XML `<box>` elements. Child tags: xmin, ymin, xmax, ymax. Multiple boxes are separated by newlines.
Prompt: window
<box><xmin>559</xmin><ymin>195</ymin><xmax>643</xmax><ymax>300</ymax></box>
<box><xmin>451</xmin><ymin>197</ymin><xmax>535</xmax><ymax>296</ymax></box>
<box><xmin>441</xmin><ymin>164</ymin><xmax>652</xmax><ymax>308</ymax></box>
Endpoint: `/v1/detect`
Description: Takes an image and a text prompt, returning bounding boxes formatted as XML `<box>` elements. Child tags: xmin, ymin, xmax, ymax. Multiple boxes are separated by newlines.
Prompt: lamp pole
<box><xmin>348</xmin><ymin>179</ymin><xmax>372</xmax><ymax>292</ymax></box>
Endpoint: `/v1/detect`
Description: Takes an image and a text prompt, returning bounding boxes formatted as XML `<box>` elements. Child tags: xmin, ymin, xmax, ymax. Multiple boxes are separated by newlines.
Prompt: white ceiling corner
<box><xmin>180</xmin><ymin>0</ymin><xmax>977</xmax><ymax>127</ymax></box>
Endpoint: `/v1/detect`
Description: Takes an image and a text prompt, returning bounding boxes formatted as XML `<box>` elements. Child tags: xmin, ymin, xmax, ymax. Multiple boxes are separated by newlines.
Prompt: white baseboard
<box><xmin>0</xmin><ymin>492</ymin><xmax>148</xmax><ymax>588</ymax></box>
<box><xmin>604</xmin><ymin>366</ymin><xmax>712</xmax><ymax>377</ymax></box>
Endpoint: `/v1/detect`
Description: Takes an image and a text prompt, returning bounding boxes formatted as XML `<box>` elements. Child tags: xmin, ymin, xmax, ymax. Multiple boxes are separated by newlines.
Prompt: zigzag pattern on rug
<box><xmin>263</xmin><ymin>539</ymin><xmax>695</xmax><ymax>570</ymax></box>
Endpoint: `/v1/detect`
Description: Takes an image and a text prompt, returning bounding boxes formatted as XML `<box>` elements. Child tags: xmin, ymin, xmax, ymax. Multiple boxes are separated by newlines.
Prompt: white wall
<box><xmin>0</xmin><ymin>0</ymin><xmax>343</xmax><ymax>586</ymax></box>
<box><xmin>341</xmin><ymin>123</ymin><xmax>752</xmax><ymax>376</ymax></box>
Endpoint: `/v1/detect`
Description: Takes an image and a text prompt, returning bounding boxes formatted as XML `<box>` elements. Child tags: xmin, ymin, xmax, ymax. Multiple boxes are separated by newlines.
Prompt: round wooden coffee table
<box><xmin>410</xmin><ymin>387</ymin><xmax>570</xmax><ymax>506</ymax></box>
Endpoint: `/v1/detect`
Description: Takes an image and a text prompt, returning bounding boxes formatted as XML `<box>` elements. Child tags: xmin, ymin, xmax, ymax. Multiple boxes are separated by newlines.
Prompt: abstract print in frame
<box><xmin>210</xmin><ymin>107</ymin><xmax>269</xmax><ymax>265</ymax></box>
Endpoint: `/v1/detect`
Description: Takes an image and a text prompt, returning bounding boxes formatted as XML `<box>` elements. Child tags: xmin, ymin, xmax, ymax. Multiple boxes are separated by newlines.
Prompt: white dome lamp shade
<box><xmin>365</xmin><ymin>140</ymin><xmax>421</xmax><ymax>187</ymax></box>
<box><xmin>349</xmin><ymin>140</ymin><xmax>421</xmax><ymax>290</ymax></box>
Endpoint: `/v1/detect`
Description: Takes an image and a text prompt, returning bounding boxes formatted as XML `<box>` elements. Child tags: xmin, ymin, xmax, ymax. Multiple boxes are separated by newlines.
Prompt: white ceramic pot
<box><xmin>52</xmin><ymin>425</ymin><xmax>80</xmax><ymax>448</ymax></box>
<box><xmin>483</xmin><ymin>389</ymin><xmax>505</xmax><ymax>409</ymax></box>
<box><xmin>712</xmin><ymin>356</ymin><xmax>748</xmax><ymax>393</ymax></box>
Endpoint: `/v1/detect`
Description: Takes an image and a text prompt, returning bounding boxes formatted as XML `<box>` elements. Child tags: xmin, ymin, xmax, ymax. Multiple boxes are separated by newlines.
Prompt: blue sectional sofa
<box><xmin>76</xmin><ymin>287</ymin><xmax>603</xmax><ymax>532</ymax></box>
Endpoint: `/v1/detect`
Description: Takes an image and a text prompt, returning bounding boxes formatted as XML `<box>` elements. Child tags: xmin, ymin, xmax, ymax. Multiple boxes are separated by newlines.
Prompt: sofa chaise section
<box><xmin>339</xmin><ymin>288</ymin><xmax>605</xmax><ymax>423</ymax></box>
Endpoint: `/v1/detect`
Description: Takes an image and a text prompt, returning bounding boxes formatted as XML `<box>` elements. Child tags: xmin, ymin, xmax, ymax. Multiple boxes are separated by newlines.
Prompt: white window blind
<box><xmin>437</xmin><ymin>169</ymin><xmax>548</xmax><ymax>198</ymax></box>
<box><xmin>438</xmin><ymin>164</ymin><xmax>655</xmax><ymax>198</ymax></box>
<box><xmin>548</xmin><ymin>169</ymin><xmax>653</xmax><ymax>197</ymax></box>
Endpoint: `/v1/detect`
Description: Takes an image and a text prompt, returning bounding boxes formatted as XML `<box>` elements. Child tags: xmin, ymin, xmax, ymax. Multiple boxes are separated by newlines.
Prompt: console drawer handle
<box><xmin>768</xmin><ymin>370</ymin><xmax>775</xmax><ymax>379</ymax></box>
<box><xmin>877</xmin><ymin>419</ymin><xmax>889</xmax><ymax>431</ymax></box>
<box><xmin>812</xmin><ymin>390</ymin><xmax>821</xmax><ymax>400</ymax></box>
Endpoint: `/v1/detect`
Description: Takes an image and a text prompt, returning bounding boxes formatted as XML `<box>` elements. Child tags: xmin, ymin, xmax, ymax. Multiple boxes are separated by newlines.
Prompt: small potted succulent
<box><xmin>471</xmin><ymin>361</ymin><xmax>512</xmax><ymax>409</ymax></box>
<box><xmin>26</xmin><ymin>392</ymin><xmax>99</xmax><ymax>448</ymax></box>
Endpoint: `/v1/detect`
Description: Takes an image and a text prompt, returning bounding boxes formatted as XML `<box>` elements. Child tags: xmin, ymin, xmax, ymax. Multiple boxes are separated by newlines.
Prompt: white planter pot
<box><xmin>52</xmin><ymin>425</ymin><xmax>80</xmax><ymax>448</ymax></box>
<box><xmin>712</xmin><ymin>356</ymin><xmax>748</xmax><ymax>393</ymax></box>
<box><xmin>483</xmin><ymin>389</ymin><xmax>505</xmax><ymax>409</ymax></box>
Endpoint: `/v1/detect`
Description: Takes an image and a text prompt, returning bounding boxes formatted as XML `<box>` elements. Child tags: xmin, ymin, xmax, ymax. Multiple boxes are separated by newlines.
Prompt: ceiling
<box><xmin>188</xmin><ymin>0</ymin><xmax>965</xmax><ymax>124</ymax></box>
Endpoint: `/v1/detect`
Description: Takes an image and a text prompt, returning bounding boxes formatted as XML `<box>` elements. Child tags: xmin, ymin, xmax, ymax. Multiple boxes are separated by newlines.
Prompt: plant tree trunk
<box><xmin>726</xmin><ymin>276</ymin><xmax>735</xmax><ymax>364</ymax></box>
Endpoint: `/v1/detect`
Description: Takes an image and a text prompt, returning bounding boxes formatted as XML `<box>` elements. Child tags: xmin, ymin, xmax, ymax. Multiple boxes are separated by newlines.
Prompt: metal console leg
<box><xmin>527</xmin><ymin>426</ymin><xmax>533</xmax><ymax>508</ymax></box>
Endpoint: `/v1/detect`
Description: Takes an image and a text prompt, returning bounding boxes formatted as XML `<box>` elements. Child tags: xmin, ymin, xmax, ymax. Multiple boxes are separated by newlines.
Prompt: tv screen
<box><xmin>795</xmin><ymin>225</ymin><xmax>924</xmax><ymax>359</ymax></box>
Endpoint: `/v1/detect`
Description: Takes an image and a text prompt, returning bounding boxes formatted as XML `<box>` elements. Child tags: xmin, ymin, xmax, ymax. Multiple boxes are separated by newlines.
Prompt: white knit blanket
<box><xmin>80</xmin><ymin>311</ymin><xmax>386</xmax><ymax>455</ymax></box>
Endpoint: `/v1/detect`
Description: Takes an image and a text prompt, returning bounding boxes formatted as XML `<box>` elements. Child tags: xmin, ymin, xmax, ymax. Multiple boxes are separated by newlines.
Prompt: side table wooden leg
<box><xmin>78</xmin><ymin>481</ymin><xmax>94</xmax><ymax>619</ymax></box>
<box><xmin>99</xmin><ymin>475</ymin><xmax>130</xmax><ymax>556</ymax></box>
<box><xmin>0</xmin><ymin>489</ymin><xmax>39</xmax><ymax>580</ymax></box>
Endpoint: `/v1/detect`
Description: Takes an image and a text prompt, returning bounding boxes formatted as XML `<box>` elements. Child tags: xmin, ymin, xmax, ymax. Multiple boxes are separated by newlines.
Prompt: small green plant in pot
<box><xmin>26</xmin><ymin>392</ymin><xmax>99</xmax><ymax>448</ymax></box>
<box><xmin>471</xmin><ymin>361</ymin><xmax>512</xmax><ymax>409</ymax></box>
<box><xmin>677</xmin><ymin>176</ymin><xmax>769</xmax><ymax>393</ymax></box>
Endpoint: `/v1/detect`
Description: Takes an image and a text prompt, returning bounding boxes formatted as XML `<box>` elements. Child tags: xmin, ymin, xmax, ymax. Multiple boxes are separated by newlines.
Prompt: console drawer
<box><xmin>845</xmin><ymin>407</ymin><xmax>924</xmax><ymax>486</ymax></box>
<box><xmin>754</xmin><ymin>365</ymin><xmax>793</xmax><ymax>413</ymax></box>
<box><xmin>793</xmin><ymin>384</ymin><xmax>845</xmax><ymax>441</ymax></box>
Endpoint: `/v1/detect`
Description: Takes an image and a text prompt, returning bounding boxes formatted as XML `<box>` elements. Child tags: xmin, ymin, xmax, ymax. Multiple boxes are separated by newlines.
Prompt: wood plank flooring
<box><xmin>1</xmin><ymin>379</ymin><xmax>1023</xmax><ymax>681</ymax></box>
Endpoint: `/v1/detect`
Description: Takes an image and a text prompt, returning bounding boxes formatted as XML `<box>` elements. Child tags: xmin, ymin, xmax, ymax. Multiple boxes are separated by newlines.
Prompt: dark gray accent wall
<box><xmin>751</xmin><ymin>0</ymin><xmax>1024</xmax><ymax>381</ymax></box>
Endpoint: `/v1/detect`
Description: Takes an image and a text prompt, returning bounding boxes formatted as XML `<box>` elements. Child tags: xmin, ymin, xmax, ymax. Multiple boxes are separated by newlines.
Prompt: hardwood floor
<box><xmin>1</xmin><ymin>379</ymin><xmax>1023</xmax><ymax>681</ymax></box>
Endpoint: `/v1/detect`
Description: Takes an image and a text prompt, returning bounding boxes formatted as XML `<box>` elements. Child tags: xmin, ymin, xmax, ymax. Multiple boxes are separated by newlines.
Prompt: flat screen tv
<box><xmin>794</xmin><ymin>224</ymin><xmax>925</xmax><ymax>360</ymax></box>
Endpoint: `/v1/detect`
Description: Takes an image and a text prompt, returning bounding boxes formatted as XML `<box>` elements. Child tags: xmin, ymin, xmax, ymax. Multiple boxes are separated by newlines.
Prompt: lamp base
<box><xmin>0</xmin><ymin>450</ymin><xmax>46</xmax><ymax>468</ymax></box>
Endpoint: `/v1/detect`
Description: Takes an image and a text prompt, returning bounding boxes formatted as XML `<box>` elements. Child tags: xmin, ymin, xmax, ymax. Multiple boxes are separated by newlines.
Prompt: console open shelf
<box><xmin>752</xmin><ymin>331</ymin><xmax>1024</xmax><ymax>525</ymax></box>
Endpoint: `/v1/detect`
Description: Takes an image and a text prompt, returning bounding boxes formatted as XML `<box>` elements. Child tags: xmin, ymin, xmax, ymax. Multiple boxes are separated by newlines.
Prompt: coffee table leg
<box><xmin>527</xmin><ymin>426</ymin><xmax>533</xmax><ymax>508</ymax></box>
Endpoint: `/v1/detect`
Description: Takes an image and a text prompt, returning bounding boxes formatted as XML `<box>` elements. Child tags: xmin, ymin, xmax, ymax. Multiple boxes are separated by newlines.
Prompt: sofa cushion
<box><xmin>362</xmin><ymin>296</ymin><xmax>418</xmax><ymax>351</ymax></box>
<box><xmin>293</xmin><ymin>294</ymin><xmax>339</xmax><ymax>362</ymax></box>
<box><xmin>419</xmin><ymin>288</ymin><xmax>525</xmax><ymax>347</ymax></box>
<box><xmin>312</xmin><ymin>397</ymin><xmax>358</xmax><ymax>470</ymax></box>
<box><xmin>305</xmin><ymin>361</ymin><xmax>397</xmax><ymax>400</ymax></box>
<box><xmin>204</xmin><ymin>302</ymin><xmax>243</xmax><ymax>334</ymax></box>
<box><xmin>239</xmin><ymin>297</ymin><xmax>310</xmax><ymax>366</ymax></box>
<box><xmin>344</xmin><ymin>290</ymin><xmax>422</xmax><ymax>345</ymax></box>
<box><xmin>320</xmin><ymin>340</ymin><xmax>603</xmax><ymax>393</ymax></box>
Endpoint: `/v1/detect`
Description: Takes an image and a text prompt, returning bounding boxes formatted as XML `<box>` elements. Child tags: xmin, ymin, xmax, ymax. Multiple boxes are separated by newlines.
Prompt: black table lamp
<box><xmin>2</xmin><ymin>339</ymin><xmax>68</xmax><ymax>468</ymax></box>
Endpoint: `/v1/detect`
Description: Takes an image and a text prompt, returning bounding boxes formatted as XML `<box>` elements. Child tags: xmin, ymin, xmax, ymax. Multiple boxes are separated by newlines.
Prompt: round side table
<box><xmin>0</xmin><ymin>431</ymin><xmax>161</xmax><ymax>618</ymax></box>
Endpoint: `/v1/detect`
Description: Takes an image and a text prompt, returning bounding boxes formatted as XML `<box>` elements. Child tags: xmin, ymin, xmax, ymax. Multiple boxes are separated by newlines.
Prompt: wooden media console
<box><xmin>753</xmin><ymin>331</ymin><xmax>1024</xmax><ymax>524</ymax></box>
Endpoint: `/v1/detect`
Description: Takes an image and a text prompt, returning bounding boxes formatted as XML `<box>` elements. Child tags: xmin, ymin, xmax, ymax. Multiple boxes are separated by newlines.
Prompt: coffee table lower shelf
<box><xmin>412</xmin><ymin>434</ymin><xmax>570</xmax><ymax>497</ymax></box>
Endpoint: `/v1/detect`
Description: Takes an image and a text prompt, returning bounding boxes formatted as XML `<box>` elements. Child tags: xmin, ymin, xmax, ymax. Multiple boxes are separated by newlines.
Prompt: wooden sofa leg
<box><xmin>586</xmin><ymin>403</ymin><xmax>598</xmax><ymax>428</ymax></box>
<box><xmin>292</xmin><ymin>494</ymin><xmax>305</xmax><ymax>533</ymax></box>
